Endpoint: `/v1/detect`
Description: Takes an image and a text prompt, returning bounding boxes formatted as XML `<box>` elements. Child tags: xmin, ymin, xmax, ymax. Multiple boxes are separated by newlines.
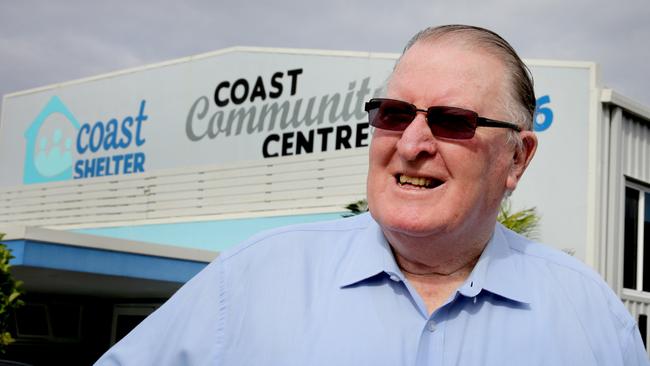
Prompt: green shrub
<box><xmin>0</xmin><ymin>233</ymin><xmax>24</xmax><ymax>352</ymax></box>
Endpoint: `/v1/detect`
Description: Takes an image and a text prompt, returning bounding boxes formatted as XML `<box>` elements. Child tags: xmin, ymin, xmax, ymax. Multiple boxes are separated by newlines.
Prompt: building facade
<box><xmin>0</xmin><ymin>47</ymin><xmax>649</xmax><ymax>364</ymax></box>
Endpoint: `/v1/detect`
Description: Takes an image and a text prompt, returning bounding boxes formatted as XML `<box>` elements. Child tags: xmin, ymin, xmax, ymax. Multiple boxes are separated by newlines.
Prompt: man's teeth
<box><xmin>398</xmin><ymin>175</ymin><xmax>432</xmax><ymax>187</ymax></box>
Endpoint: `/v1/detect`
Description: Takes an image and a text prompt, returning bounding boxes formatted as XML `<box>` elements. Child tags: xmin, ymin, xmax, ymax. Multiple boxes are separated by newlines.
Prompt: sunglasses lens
<box><xmin>428</xmin><ymin>107</ymin><xmax>477</xmax><ymax>139</ymax></box>
<box><xmin>366</xmin><ymin>99</ymin><xmax>415</xmax><ymax>131</ymax></box>
<box><xmin>365</xmin><ymin>99</ymin><xmax>479</xmax><ymax>139</ymax></box>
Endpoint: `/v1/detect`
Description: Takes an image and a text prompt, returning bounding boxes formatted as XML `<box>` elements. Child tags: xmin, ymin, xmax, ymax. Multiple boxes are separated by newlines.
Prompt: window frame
<box><xmin>623</xmin><ymin>180</ymin><xmax>649</xmax><ymax>293</ymax></box>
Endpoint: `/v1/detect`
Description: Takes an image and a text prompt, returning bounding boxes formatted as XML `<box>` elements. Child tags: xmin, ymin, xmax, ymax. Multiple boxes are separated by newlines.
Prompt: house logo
<box><xmin>23</xmin><ymin>96</ymin><xmax>151</xmax><ymax>185</ymax></box>
<box><xmin>23</xmin><ymin>96</ymin><xmax>81</xmax><ymax>184</ymax></box>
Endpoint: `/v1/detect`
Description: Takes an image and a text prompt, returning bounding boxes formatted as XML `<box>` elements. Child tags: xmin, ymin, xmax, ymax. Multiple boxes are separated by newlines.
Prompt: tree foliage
<box><xmin>341</xmin><ymin>199</ymin><xmax>369</xmax><ymax>218</ymax></box>
<box><xmin>342</xmin><ymin>198</ymin><xmax>541</xmax><ymax>239</ymax></box>
<box><xmin>0</xmin><ymin>233</ymin><xmax>24</xmax><ymax>352</ymax></box>
<box><xmin>496</xmin><ymin>200</ymin><xmax>541</xmax><ymax>239</ymax></box>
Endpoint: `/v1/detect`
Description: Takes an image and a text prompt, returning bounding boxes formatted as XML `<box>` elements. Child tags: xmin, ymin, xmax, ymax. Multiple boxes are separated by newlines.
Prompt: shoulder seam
<box><xmin>621</xmin><ymin>321</ymin><xmax>645</xmax><ymax>363</ymax></box>
<box><xmin>510</xmin><ymin>243</ymin><xmax>632</xmax><ymax>329</ymax></box>
<box><xmin>213</xmin><ymin>256</ymin><xmax>228</xmax><ymax>364</ymax></box>
<box><xmin>509</xmin><ymin>242</ymin><xmax>600</xmax><ymax>283</ymax></box>
<box><xmin>218</xmin><ymin>223</ymin><xmax>369</xmax><ymax>261</ymax></box>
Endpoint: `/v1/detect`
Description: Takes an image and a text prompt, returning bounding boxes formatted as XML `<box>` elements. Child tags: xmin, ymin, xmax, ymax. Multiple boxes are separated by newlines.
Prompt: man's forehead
<box><xmin>388</xmin><ymin>40</ymin><xmax>507</xmax><ymax>103</ymax></box>
<box><xmin>393</xmin><ymin>37</ymin><xmax>498</xmax><ymax>75</ymax></box>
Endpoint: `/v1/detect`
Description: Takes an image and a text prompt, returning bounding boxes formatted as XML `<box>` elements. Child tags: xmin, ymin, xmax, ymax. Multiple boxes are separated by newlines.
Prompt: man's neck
<box><xmin>386</xmin><ymin>231</ymin><xmax>490</xmax><ymax>315</ymax></box>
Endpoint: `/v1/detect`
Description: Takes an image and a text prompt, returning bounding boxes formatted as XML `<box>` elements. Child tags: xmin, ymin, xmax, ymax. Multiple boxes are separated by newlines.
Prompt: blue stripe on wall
<box><xmin>4</xmin><ymin>240</ymin><xmax>205</xmax><ymax>283</ymax></box>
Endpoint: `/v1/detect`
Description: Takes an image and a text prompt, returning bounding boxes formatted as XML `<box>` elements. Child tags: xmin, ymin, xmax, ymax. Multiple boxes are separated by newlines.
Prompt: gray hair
<box><xmin>398</xmin><ymin>25</ymin><xmax>536</xmax><ymax>148</ymax></box>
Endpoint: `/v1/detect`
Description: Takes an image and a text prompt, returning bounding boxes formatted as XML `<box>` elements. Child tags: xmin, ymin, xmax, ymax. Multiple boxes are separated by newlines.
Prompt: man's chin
<box><xmin>372</xmin><ymin>213</ymin><xmax>450</xmax><ymax>241</ymax></box>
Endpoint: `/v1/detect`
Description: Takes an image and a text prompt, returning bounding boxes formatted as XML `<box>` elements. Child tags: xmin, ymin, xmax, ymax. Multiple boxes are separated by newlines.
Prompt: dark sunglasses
<box><xmin>365</xmin><ymin>98</ymin><xmax>521</xmax><ymax>139</ymax></box>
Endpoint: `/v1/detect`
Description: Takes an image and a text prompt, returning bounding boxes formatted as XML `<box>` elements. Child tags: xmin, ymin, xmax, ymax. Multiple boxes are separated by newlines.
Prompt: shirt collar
<box><xmin>337</xmin><ymin>215</ymin><xmax>531</xmax><ymax>304</ymax></box>
<box><xmin>337</xmin><ymin>214</ymin><xmax>404</xmax><ymax>287</ymax></box>
<box><xmin>457</xmin><ymin>223</ymin><xmax>532</xmax><ymax>304</ymax></box>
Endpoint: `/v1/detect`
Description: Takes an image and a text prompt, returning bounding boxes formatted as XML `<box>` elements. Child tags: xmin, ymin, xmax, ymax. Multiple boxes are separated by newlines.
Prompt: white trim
<box><xmin>49</xmin><ymin>206</ymin><xmax>348</xmax><ymax>230</ymax></box>
<box><xmin>611</xmin><ymin>108</ymin><xmax>625</xmax><ymax>296</ymax></box>
<box><xmin>2</xmin><ymin>46</ymin><xmax>400</xmax><ymax>99</ymax></box>
<box><xmin>0</xmin><ymin>90</ymin><xmax>6</xmax><ymax>134</ymax></box>
<box><xmin>523</xmin><ymin>59</ymin><xmax>598</xmax><ymax>70</ymax></box>
<box><xmin>622</xmin><ymin>288</ymin><xmax>650</xmax><ymax>303</ymax></box>
<box><xmin>1</xmin><ymin>44</ymin><xmax>616</xmax><ymax>101</ymax></box>
<box><xmin>584</xmin><ymin>61</ymin><xmax>601</xmax><ymax>267</ymax></box>
<box><xmin>601</xmin><ymin>89</ymin><xmax>650</xmax><ymax>120</ymax></box>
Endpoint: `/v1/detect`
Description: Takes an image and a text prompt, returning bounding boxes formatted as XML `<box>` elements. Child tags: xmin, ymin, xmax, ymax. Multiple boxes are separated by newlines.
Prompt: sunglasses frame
<box><xmin>365</xmin><ymin>98</ymin><xmax>522</xmax><ymax>139</ymax></box>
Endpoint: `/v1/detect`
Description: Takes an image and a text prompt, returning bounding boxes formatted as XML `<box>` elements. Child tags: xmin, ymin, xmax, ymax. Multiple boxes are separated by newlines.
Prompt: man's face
<box><xmin>367</xmin><ymin>40</ymin><xmax>530</xmax><ymax>244</ymax></box>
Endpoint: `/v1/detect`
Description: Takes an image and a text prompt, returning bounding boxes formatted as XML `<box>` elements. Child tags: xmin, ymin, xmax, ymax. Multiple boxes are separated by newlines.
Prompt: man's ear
<box><xmin>506</xmin><ymin>131</ymin><xmax>537</xmax><ymax>191</ymax></box>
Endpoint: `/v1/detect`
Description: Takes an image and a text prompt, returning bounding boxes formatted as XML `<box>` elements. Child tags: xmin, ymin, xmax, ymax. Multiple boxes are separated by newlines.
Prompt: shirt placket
<box><xmin>415</xmin><ymin>305</ymin><xmax>448</xmax><ymax>366</ymax></box>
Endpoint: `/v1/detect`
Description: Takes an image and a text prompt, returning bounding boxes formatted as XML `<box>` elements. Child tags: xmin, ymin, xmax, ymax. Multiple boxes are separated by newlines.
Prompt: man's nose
<box><xmin>395</xmin><ymin>113</ymin><xmax>438</xmax><ymax>161</ymax></box>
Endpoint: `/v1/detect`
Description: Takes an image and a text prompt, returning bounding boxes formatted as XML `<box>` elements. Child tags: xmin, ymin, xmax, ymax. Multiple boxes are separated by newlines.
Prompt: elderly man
<box><xmin>96</xmin><ymin>25</ymin><xmax>648</xmax><ymax>365</ymax></box>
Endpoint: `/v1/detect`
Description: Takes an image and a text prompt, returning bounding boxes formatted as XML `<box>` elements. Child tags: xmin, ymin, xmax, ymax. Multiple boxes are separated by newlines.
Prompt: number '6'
<box><xmin>534</xmin><ymin>95</ymin><xmax>553</xmax><ymax>132</ymax></box>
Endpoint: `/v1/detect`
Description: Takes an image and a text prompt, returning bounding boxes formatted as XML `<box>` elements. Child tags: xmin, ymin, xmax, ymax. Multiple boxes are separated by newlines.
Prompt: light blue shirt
<box><xmin>96</xmin><ymin>213</ymin><xmax>648</xmax><ymax>365</ymax></box>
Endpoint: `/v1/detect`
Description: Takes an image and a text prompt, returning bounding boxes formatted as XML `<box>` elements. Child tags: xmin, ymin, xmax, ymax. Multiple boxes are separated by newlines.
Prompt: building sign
<box><xmin>0</xmin><ymin>50</ymin><xmax>401</xmax><ymax>187</ymax></box>
<box><xmin>2</xmin><ymin>49</ymin><xmax>563</xmax><ymax>187</ymax></box>
<box><xmin>22</xmin><ymin>96</ymin><xmax>149</xmax><ymax>184</ymax></box>
<box><xmin>185</xmin><ymin>70</ymin><xmax>377</xmax><ymax>158</ymax></box>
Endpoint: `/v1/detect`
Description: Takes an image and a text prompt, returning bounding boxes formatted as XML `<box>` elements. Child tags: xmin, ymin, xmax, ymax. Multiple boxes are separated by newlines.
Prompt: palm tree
<box><xmin>342</xmin><ymin>199</ymin><xmax>369</xmax><ymax>218</ymax></box>
<box><xmin>496</xmin><ymin>199</ymin><xmax>540</xmax><ymax>239</ymax></box>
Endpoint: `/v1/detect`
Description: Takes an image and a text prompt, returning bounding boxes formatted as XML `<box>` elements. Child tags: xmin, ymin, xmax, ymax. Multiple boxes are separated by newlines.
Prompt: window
<box><xmin>639</xmin><ymin>314</ymin><xmax>648</xmax><ymax>348</ymax></box>
<box><xmin>14</xmin><ymin>302</ymin><xmax>82</xmax><ymax>341</ymax></box>
<box><xmin>15</xmin><ymin>304</ymin><xmax>50</xmax><ymax>338</ymax></box>
<box><xmin>110</xmin><ymin>304</ymin><xmax>158</xmax><ymax>345</ymax></box>
<box><xmin>623</xmin><ymin>183</ymin><xmax>650</xmax><ymax>291</ymax></box>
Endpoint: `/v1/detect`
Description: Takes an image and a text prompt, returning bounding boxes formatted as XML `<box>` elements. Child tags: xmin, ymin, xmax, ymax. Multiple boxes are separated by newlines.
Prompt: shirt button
<box><xmin>426</xmin><ymin>320</ymin><xmax>436</xmax><ymax>332</ymax></box>
<box><xmin>389</xmin><ymin>274</ymin><xmax>400</xmax><ymax>282</ymax></box>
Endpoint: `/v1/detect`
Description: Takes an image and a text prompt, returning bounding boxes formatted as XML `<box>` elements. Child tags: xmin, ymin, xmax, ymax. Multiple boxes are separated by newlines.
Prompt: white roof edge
<box><xmin>0</xmin><ymin>225</ymin><xmax>217</xmax><ymax>263</ymax></box>
<box><xmin>2</xmin><ymin>46</ymin><xmax>401</xmax><ymax>99</ymax></box>
<box><xmin>523</xmin><ymin>58</ymin><xmax>598</xmax><ymax>69</ymax></box>
<box><xmin>0</xmin><ymin>225</ymin><xmax>27</xmax><ymax>239</ymax></box>
<box><xmin>224</xmin><ymin>46</ymin><xmax>401</xmax><ymax>59</ymax></box>
<box><xmin>524</xmin><ymin>59</ymin><xmax>600</xmax><ymax>90</ymax></box>
<box><xmin>3</xmin><ymin>45</ymin><xmax>608</xmax><ymax>100</ymax></box>
<box><xmin>601</xmin><ymin>89</ymin><xmax>650</xmax><ymax>120</ymax></box>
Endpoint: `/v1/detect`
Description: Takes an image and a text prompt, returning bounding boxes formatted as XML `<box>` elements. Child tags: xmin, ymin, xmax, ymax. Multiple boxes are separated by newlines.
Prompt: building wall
<box><xmin>607</xmin><ymin>105</ymin><xmax>650</xmax><ymax>352</ymax></box>
<box><xmin>0</xmin><ymin>148</ymin><xmax>368</xmax><ymax>231</ymax></box>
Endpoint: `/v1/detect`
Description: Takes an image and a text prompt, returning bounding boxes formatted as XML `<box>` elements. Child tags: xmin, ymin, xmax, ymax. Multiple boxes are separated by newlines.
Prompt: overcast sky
<box><xmin>1</xmin><ymin>0</ymin><xmax>649</xmax><ymax>110</ymax></box>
